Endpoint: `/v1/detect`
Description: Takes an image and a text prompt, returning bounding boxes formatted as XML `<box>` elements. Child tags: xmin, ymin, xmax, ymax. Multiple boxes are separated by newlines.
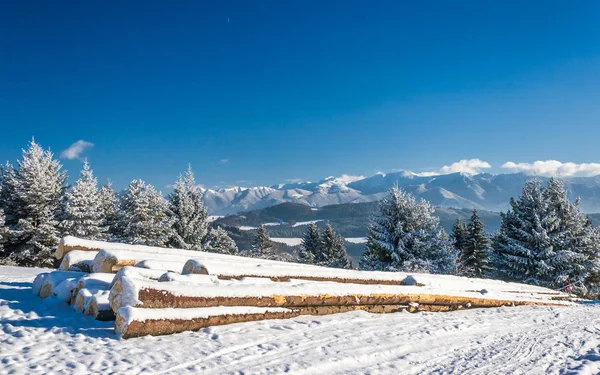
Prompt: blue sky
<box><xmin>1</xmin><ymin>1</ymin><xmax>600</xmax><ymax>190</ymax></box>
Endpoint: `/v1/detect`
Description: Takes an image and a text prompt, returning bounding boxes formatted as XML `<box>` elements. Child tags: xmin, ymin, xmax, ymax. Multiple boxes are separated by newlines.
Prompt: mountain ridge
<box><xmin>202</xmin><ymin>172</ymin><xmax>600</xmax><ymax>215</ymax></box>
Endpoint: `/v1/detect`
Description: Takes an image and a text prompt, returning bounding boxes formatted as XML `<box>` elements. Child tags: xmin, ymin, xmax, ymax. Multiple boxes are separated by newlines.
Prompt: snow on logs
<box><xmin>115</xmin><ymin>306</ymin><xmax>299</xmax><ymax>339</ymax></box>
<box><xmin>33</xmin><ymin>271</ymin><xmax>87</xmax><ymax>298</ymax></box>
<box><xmin>115</xmin><ymin>304</ymin><xmax>465</xmax><ymax>338</ymax></box>
<box><xmin>109</xmin><ymin>275</ymin><xmax>570</xmax><ymax>314</ymax></box>
<box><xmin>58</xmin><ymin>250</ymin><xmax>98</xmax><ymax>272</ymax></box>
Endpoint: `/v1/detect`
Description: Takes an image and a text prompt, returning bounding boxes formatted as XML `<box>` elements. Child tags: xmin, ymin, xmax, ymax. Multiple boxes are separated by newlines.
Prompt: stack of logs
<box><xmin>33</xmin><ymin>236</ymin><xmax>574</xmax><ymax>339</ymax></box>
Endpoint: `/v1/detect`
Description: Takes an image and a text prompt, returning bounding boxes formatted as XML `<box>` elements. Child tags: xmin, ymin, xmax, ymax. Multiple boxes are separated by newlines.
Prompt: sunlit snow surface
<box><xmin>1</xmin><ymin>266</ymin><xmax>600</xmax><ymax>374</ymax></box>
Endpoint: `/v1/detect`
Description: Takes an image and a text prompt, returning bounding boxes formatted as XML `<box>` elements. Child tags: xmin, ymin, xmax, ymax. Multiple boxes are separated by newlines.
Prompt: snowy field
<box><xmin>1</xmin><ymin>266</ymin><xmax>600</xmax><ymax>375</ymax></box>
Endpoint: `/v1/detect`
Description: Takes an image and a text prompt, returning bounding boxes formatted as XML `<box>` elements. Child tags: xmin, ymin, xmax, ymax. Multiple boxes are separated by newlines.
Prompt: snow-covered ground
<box><xmin>270</xmin><ymin>237</ymin><xmax>303</xmax><ymax>246</ymax></box>
<box><xmin>345</xmin><ymin>237</ymin><xmax>368</xmax><ymax>244</ymax></box>
<box><xmin>1</xmin><ymin>266</ymin><xmax>600</xmax><ymax>375</ymax></box>
<box><xmin>291</xmin><ymin>220</ymin><xmax>323</xmax><ymax>227</ymax></box>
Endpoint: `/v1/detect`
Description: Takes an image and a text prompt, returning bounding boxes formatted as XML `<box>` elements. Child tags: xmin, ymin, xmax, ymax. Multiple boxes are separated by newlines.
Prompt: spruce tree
<box><xmin>459</xmin><ymin>209</ymin><xmax>490</xmax><ymax>278</ymax></box>
<box><xmin>61</xmin><ymin>161</ymin><xmax>105</xmax><ymax>240</ymax></box>
<box><xmin>299</xmin><ymin>222</ymin><xmax>320</xmax><ymax>264</ymax></box>
<box><xmin>205</xmin><ymin>226</ymin><xmax>238</xmax><ymax>255</ymax></box>
<box><xmin>451</xmin><ymin>217</ymin><xmax>467</xmax><ymax>256</ymax></box>
<box><xmin>0</xmin><ymin>208</ymin><xmax>5</xmax><ymax>255</ymax></box>
<box><xmin>168</xmin><ymin>166</ymin><xmax>209</xmax><ymax>250</ymax></box>
<box><xmin>320</xmin><ymin>223</ymin><xmax>352</xmax><ymax>269</ymax></box>
<box><xmin>542</xmin><ymin>177</ymin><xmax>600</xmax><ymax>292</ymax></box>
<box><xmin>119</xmin><ymin>179</ymin><xmax>173</xmax><ymax>247</ymax></box>
<box><xmin>492</xmin><ymin>179</ymin><xmax>561</xmax><ymax>286</ymax></box>
<box><xmin>0</xmin><ymin>140</ymin><xmax>67</xmax><ymax>267</ymax></box>
<box><xmin>250</xmin><ymin>225</ymin><xmax>274</xmax><ymax>259</ymax></box>
<box><xmin>98</xmin><ymin>182</ymin><xmax>121</xmax><ymax>241</ymax></box>
<box><xmin>361</xmin><ymin>186</ymin><xmax>455</xmax><ymax>274</ymax></box>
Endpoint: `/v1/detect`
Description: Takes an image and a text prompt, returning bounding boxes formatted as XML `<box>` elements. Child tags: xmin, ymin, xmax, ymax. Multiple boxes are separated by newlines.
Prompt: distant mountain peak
<box><xmin>201</xmin><ymin>171</ymin><xmax>600</xmax><ymax>215</ymax></box>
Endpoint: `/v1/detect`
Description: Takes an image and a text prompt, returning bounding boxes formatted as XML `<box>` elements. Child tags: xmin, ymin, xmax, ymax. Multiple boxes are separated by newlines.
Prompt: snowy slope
<box><xmin>2</xmin><ymin>266</ymin><xmax>600</xmax><ymax>374</ymax></box>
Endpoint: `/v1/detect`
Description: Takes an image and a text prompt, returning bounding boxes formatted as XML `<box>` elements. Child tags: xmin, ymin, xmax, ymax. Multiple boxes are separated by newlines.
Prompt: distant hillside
<box><xmin>216</xmin><ymin>202</ymin><xmax>600</xmax><ymax>261</ymax></box>
<box><xmin>202</xmin><ymin>172</ymin><xmax>600</xmax><ymax>215</ymax></box>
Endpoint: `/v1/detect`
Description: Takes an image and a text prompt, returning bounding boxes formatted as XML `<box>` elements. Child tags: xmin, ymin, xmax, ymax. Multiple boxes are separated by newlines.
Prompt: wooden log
<box><xmin>36</xmin><ymin>271</ymin><xmax>87</xmax><ymax>298</ymax></box>
<box><xmin>32</xmin><ymin>272</ymin><xmax>50</xmax><ymax>296</ymax></box>
<box><xmin>70</xmin><ymin>273</ymin><xmax>115</xmax><ymax>305</ymax></box>
<box><xmin>181</xmin><ymin>259</ymin><xmax>409</xmax><ymax>286</ymax></box>
<box><xmin>110</xmin><ymin>275</ymin><xmax>569</xmax><ymax>313</ymax></box>
<box><xmin>58</xmin><ymin>250</ymin><xmax>98</xmax><ymax>272</ymax></box>
<box><xmin>115</xmin><ymin>306</ymin><xmax>301</xmax><ymax>338</ymax></box>
<box><xmin>88</xmin><ymin>291</ymin><xmax>115</xmax><ymax>321</ymax></box>
<box><xmin>63</xmin><ymin>237</ymin><xmax>413</xmax><ymax>286</ymax></box>
<box><xmin>135</xmin><ymin>259</ymin><xmax>187</xmax><ymax>272</ymax></box>
<box><xmin>115</xmin><ymin>303</ymin><xmax>470</xmax><ymax>338</ymax></box>
<box><xmin>53</xmin><ymin>277</ymin><xmax>81</xmax><ymax>303</ymax></box>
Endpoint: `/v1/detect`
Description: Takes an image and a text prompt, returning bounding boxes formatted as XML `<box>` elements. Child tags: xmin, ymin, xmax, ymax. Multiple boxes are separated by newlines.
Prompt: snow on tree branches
<box><xmin>299</xmin><ymin>222</ymin><xmax>320</xmax><ymax>264</ymax></box>
<box><xmin>0</xmin><ymin>140</ymin><xmax>67</xmax><ymax>267</ymax></box>
<box><xmin>204</xmin><ymin>226</ymin><xmax>238</xmax><ymax>255</ymax></box>
<box><xmin>119</xmin><ymin>179</ymin><xmax>173</xmax><ymax>247</ymax></box>
<box><xmin>456</xmin><ymin>210</ymin><xmax>490</xmax><ymax>278</ymax></box>
<box><xmin>361</xmin><ymin>186</ymin><xmax>455</xmax><ymax>274</ymax></box>
<box><xmin>320</xmin><ymin>223</ymin><xmax>352</xmax><ymax>269</ymax></box>
<box><xmin>168</xmin><ymin>166</ymin><xmax>209</xmax><ymax>250</ymax></box>
<box><xmin>492</xmin><ymin>178</ymin><xmax>600</xmax><ymax>292</ymax></box>
<box><xmin>61</xmin><ymin>161</ymin><xmax>105</xmax><ymax>240</ymax></box>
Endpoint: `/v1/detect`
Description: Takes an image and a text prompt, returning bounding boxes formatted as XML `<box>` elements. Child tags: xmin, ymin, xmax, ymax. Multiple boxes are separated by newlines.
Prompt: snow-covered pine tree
<box><xmin>204</xmin><ymin>226</ymin><xmax>238</xmax><ymax>255</ymax></box>
<box><xmin>451</xmin><ymin>217</ymin><xmax>467</xmax><ymax>254</ymax></box>
<box><xmin>320</xmin><ymin>223</ymin><xmax>352</xmax><ymax>269</ymax></box>
<box><xmin>61</xmin><ymin>161</ymin><xmax>105</xmax><ymax>240</ymax></box>
<box><xmin>249</xmin><ymin>225</ymin><xmax>275</xmax><ymax>259</ymax></box>
<box><xmin>542</xmin><ymin>177</ymin><xmax>600</xmax><ymax>293</ymax></box>
<box><xmin>0</xmin><ymin>140</ymin><xmax>67</xmax><ymax>267</ymax></box>
<box><xmin>168</xmin><ymin>166</ymin><xmax>209</xmax><ymax>250</ymax></box>
<box><xmin>98</xmin><ymin>182</ymin><xmax>121</xmax><ymax>241</ymax></box>
<box><xmin>0</xmin><ymin>162</ymin><xmax>20</xmax><ymax>230</ymax></box>
<box><xmin>361</xmin><ymin>186</ymin><xmax>455</xmax><ymax>274</ymax></box>
<box><xmin>491</xmin><ymin>179</ymin><xmax>561</xmax><ymax>286</ymax></box>
<box><xmin>299</xmin><ymin>222</ymin><xmax>320</xmax><ymax>264</ymax></box>
<box><xmin>0</xmin><ymin>208</ymin><xmax>5</xmax><ymax>255</ymax></box>
<box><xmin>119</xmin><ymin>179</ymin><xmax>173</xmax><ymax>247</ymax></box>
<box><xmin>459</xmin><ymin>209</ymin><xmax>490</xmax><ymax>278</ymax></box>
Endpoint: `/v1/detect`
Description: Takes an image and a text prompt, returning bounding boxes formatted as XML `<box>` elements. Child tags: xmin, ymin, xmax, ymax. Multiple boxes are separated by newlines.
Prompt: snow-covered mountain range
<box><xmin>202</xmin><ymin>172</ymin><xmax>600</xmax><ymax>215</ymax></box>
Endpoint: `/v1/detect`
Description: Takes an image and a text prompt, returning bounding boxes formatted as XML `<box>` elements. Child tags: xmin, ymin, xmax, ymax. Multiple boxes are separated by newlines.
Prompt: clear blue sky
<box><xmin>1</xmin><ymin>1</ymin><xmax>600</xmax><ymax>190</ymax></box>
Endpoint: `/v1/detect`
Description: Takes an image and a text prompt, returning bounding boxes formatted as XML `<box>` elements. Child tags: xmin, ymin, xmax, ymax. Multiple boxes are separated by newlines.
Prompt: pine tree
<box><xmin>204</xmin><ymin>226</ymin><xmax>238</xmax><ymax>255</ymax></box>
<box><xmin>0</xmin><ymin>140</ymin><xmax>67</xmax><ymax>267</ymax></box>
<box><xmin>320</xmin><ymin>223</ymin><xmax>352</xmax><ymax>269</ymax></box>
<box><xmin>542</xmin><ymin>178</ymin><xmax>600</xmax><ymax>292</ymax></box>
<box><xmin>451</xmin><ymin>217</ymin><xmax>467</xmax><ymax>255</ymax></box>
<box><xmin>119</xmin><ymin>179</ymin><xmax>173</xmax><ymax>247</ymax></box>
<box><xmin>98</xmin><ymin>182</ymin><xmax>120</xmax><ymax>241</ymax></box>
<box><xmin>299</xmin><ymin>222</ymin><xmax>320</xmax><ymax>264</ymax></box>
<box><xmin>250</xmin><ymin>225</ymin><xmax>275</xmax><ymax>259</ymax></box>
<box><xmin>361</xmin><ymin>186</ymin><xmax>455</xmax><ymax>274</ymax></box>
<box><xmin>491</xmin><ymin>179</ymin><xmax>562</xmax><ymax>286</ymax></box>
<box><xmin>0</xmin><ymin>208</ymin><xmax>5</xmax><ymax>255</ymax></box>
<box><xmin>61</xmin><ymin>161</ymin><xmax>105</xmax><ymax>240</ymax></box>
<box><xmin>168</xmin><ymin>166</ymin><xmax>209</xmax><ymax>250</ymax></box>
<box><xmin>458</xmin><ymin>209</ymin><xmax>490</xmax><ymax>278</ymax></box>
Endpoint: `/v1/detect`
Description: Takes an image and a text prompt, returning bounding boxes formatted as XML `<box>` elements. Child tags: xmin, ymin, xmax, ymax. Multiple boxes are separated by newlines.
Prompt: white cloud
<box><xmin>501</xmin><ymin>160</ymin><xmax>600</xmax><ymax>177</ymax></box>
<box><xmin>219</xmin><ymin>159</ymin><xmax>229</xmax><ymax>164</ymax></box>
<box><xmin>337</xmin><ymin>174</ymin><xmax>365</xmax><ymax>183</ymax></box>
<box><xmin>415</xmin><ymin>159</ymin><xmax>492</xmax><ymax>177</ymax></box>
<box><xmin>60</xmin><ymin>140</ymin><xmax>94</xmax><ymax>160</ymax></box>
<box><xmin>286</xmin><ymin>178</ymin><xmax>304</xmax><ymax>184</ymax></box>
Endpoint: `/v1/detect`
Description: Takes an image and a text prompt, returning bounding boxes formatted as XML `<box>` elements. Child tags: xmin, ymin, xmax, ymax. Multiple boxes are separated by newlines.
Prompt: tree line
<box><xmin>0</xmin><ymin>140</ymin><xmax>237</xmax><ymax>267</ymax></box>
<box><xmin>2</xmin><ymin>140</ymin><xmax>599</xmax><ymax>297</ymax></box>
<box><xmin>359</xmin><ymin>181</ymin><xmax>600</xmax><ymax>297</ymax></box>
